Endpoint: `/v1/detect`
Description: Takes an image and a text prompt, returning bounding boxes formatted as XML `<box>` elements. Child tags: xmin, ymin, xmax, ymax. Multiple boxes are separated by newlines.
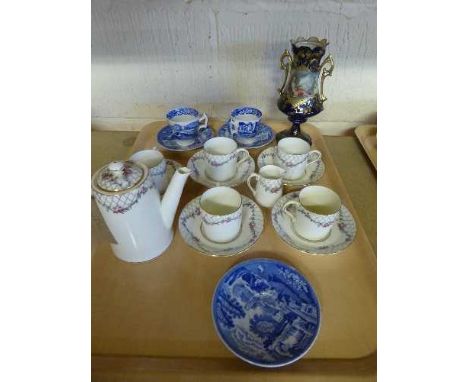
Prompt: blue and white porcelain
<box><xmin>271</xmin><ymin>192</ymin><xmax>356</xmax><ymax>255</ymax></box>
<box><xmin>228</xmin><ymin>107</ymin><xmax>262</xmax><ymax>140</ymax></box>
<box><xmin>187</xmin><ymin>150</ymin><xmax>255</xmax><ymax>188</ymax></box>
<box><xmin>212</xmin><ymin>258</ymin><xmax>320</xmax><ymax>367</ymax></box>
<box><xmin>258</xmin><ymin>147</ymin><xmax>324</xmax><ymax>187</ymax></box>
<box><xmin>156</xmin><ymin>125</ymin><xmax>214</xmax><ymax>152</ymax></box>
<box><xmin>218</xmin><ymin>121</ymin><xmax>275</xmax><ymax>149</ymax></box>
<box><xmin>166</xmin><ymin>107</ymin><xmax>208</xmax><ymax>145</ymax></box>
<box><xmin>178</xmin><ymin>195</ymin><xmax>264</xmax><ymax>257</ymax></box>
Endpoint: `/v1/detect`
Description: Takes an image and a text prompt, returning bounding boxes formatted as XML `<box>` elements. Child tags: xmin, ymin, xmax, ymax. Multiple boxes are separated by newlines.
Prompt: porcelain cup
<box><xmin>167</xmin><ymin>106</ymin><xmax>208</xmax><ymax>146</ymax></box>
<box><xmin>275</xmin><ymin>137</ymin><xmax>321</xmax><ymax>180</ymax></box>
<box><xmin>129</xmin><ymin>147</ymin><xmax>167</xmax><ymax>193</ymax></box>
<box><xmin>203</xmin><ymin>137</ymin><xmax>251</xmax><ymax>182</ymax></box>
<box><xmin>228</xmin><ymin>107</ymin><xmax>262</xmax><ymax>143</ymax></box>
<box><xmin>247</xmin><ymin>165</ymin><xmax>285</xmax><ymax>208</ymax></box>
<box><xmin>282</xmin><ymin>185</ymin><xmax>341</xmax><ymax>241</ymax></box>
<box><xmin>200</xmin><ymin>187</ymin><xmax>243</xmax><ymax>243</ymax></box>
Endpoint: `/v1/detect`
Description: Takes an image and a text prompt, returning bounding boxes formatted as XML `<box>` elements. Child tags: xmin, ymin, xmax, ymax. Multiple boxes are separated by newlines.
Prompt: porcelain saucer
<box><xmin>212</xmin><ymin>258</ymin><xmax>320</xmax><ymax>367</ymax></box>
<box><xmin>187</xmin><ymin>151</ymin><xmax>255</xmax><ymax>187</ymax></box>
<box><xmin>179</xmin><ymin>195</ymin><xmax>264</xmax><ymax>257</ymax></box>
<box><xmin>217</xmin><ymin>122</ymin><xmax>275</xmax><ymax>149</ymax></box>
<box><xmin>159</xmin><ymin>159</ymin><xmax>182</xmax><ymax>194</ymax></box>
<box><xmin>271</xmin><ymin>192</ymin><xmax>356</xmax><ymax>255</ymax></box>
<box><xmin>156</xmin><ymin>126</ymin><xmax>214</xmax><ymax>151</ymax></box>
<box><xmin>257</xmin><ymin>147</ymin><xmax>325</xmax><ymax>187</ymax></box>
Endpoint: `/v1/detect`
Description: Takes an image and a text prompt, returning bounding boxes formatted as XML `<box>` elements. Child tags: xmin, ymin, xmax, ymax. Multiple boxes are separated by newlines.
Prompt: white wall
<box><xmin>92</xmin><ymin>0</ymin><xmax>376</xmax><ymax>131</ymax></box>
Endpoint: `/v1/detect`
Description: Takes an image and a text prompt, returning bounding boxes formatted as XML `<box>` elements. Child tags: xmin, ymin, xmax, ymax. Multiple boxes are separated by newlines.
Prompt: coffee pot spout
<box><xmin>161</xmin><ymin>167</ymin><xmax>192</xmax><ymax>229</ymax></box>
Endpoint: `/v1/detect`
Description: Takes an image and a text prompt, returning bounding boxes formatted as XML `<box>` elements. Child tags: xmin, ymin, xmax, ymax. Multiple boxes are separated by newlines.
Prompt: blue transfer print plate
<box><xmin>218</xmin><ymin>122</ymin><xmax>275</xmax><ymax>149</ymax></box>
<box><xmin>212</xmin><ymin>258</ymin><xmax>320</xmax><ymax>367</ymax></box>
<box><xmin>156</xmin><ymin>126</ymin><xmax>214</xmax><ymax>151</ymax></box>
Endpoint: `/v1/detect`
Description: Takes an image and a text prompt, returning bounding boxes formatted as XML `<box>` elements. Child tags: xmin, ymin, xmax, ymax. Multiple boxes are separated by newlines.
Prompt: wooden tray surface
<box><xmin>92</xmin><ymin>119</ymin><xmax>376</xmax><ymax>377</ymax></box>
<box><xmin>355</xmin><ymin>125</ymin><xmax>377</xmax><ymax>169</ymax></box>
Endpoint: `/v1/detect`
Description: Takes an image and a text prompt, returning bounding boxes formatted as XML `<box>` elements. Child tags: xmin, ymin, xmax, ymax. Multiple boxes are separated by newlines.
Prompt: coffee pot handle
<box><xmin>278</xmin><ymin>49</ymin><xmax>293</xmax><ymax>95</ymax></box>
<box><xmin>247</xmin><ymin>173</ymin><xmax>259</xmax><ymax>196</ymax></box>
<box><xmin>318</xmin><ymin>55</ymin><xmax>335</xmax><ymax>103</ymax></box>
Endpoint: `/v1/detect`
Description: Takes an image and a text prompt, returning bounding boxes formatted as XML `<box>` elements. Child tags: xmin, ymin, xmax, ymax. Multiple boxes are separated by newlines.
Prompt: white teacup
<box><xmin>275</xmin><ymin>137</ymin><xmax>322</xmax><ymax>180</ymax></box>
<box><xmin>129</xmin><ymin>147</ymin><xmax>167</xmax><ymax>193</ymax></box>
<box><xmin>203</xmin><ymin>137</ymin><xmax>251</xmax><ymax>182</ymax></box>
<box><xmin>282</xmin><ymin>185</ymin><xmax>341</xmax><ymax>241</ymax></box>
<box><xmin>247</xmin><ymin>165</ymin><xmax>285</xmax><ymax>208</ymax></box>
<box><xmin>200</xmin><ymin>187</ymin><xmax>242</xmax><ymax>243</ymax></box>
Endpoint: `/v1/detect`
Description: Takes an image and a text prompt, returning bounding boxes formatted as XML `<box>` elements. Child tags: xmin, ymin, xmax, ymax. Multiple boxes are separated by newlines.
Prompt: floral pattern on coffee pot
<box><xmin>92</xmin><ymin>160</ymin><xmax>192</xmax><ymax>262</ymax></box>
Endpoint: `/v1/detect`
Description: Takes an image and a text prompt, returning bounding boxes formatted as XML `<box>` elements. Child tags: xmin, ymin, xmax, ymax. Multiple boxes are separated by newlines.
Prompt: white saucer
<box><xmin>187</xmin><ymin>151</ymin><xmax>255</xmax><ymax>188</ymax></box>
<box><xmin>159</xmin><ymin>159</ymin><xmax>182</xmax><ymax>194</ymax></box>
<box><xmin>271</xmin><ymin>192</ymin><xmax>356</xmax><ymax>255</ymax></box>
<box><xmin>179</xmin><ymin>195</ymin><xmax>264</xmax><ymax>257</ymax></box>
<box><xmin>257</xmin><ymin>147</ymin><xmax>325</xmax><ymax>188</ymax></box>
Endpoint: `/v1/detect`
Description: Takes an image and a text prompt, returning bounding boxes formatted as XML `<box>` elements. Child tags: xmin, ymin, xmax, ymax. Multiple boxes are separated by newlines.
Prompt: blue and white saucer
<box><xmin>212</xmin><ymin>258</ymin><xmax>321</xmax><ymax>367</ymax></box>
<box><xmin>156</xmin><ymin>126</ymin><xmax>214</xmax><ymax>151</ymax></box>
<box><xmin>218</xmin><ymin>122</ymin><xmax>274</xmax><ymax>149</ymax></box>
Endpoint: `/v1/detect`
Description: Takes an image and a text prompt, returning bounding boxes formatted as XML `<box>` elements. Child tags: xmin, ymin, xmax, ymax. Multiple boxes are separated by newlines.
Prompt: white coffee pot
<box><xmin>92</xmin><ymin>160</ymin><xmax>191</xmax><ymax>262</ymax></box>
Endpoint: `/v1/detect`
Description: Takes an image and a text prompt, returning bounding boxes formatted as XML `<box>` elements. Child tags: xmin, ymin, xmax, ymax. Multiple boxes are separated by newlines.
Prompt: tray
<box><xmin>92</xmin><ymin>119</ymin><xmax>376</xmax><ymax>380</ymax></box>
<box><xmin>355</xmin><ymin>125</ymin><xmax>377</xmax><ymax>169</ymax></box>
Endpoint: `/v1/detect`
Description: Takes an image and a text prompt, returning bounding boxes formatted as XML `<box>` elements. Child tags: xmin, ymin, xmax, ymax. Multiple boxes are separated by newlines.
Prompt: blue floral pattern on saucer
<box><xmin>218</xmin><ymin>122</ymin><xmax>274</xmax><ymax>149</ymax></box>
<box><xmin>156</xmin><ymin>126</ymin><xmax>214</xmax><ymax>151</ymax></box>
<box><xmin>212</xmin><ymin>258</ymin><xmax>320</xmax><ymax>368</ymax></box>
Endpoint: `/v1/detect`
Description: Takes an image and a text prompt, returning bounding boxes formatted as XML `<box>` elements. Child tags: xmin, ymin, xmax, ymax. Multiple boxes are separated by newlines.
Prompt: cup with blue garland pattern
<box><xmin>203</xmin><ymin>137</ymin><xmax>251</xmax><ymax>182</ymax></box>
<box><xmin>282</xmin><ymin>185</ymin><xmax>341</xmax><ymax>241</ymax></box>
<box><xmin>129</xmin><ymin>147</ymin><xmax>167</xmax><ymax>193</ymax></box>
<box><xmin>200</xmin><ymin>186</ymin><xmax>243</xmax><ymax>243</ymax></box>
<box><xmin>228</xmin><ymin>107</ymin><xmax>262</xmax><ymax>144</ymax></box>
<box><xmin>166</xmin><ymin>106</ymin><xmax>208</xmax><ymax>146</ymax></box>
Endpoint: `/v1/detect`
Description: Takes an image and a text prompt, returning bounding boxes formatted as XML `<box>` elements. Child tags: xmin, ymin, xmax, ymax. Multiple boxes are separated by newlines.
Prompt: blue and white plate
<box><xmin>218</xmin><ymin>122</ymin><xmax>274</xmax><ymax>149</ymax></box>
<box><xmin>156</xmin><ymin>126</ymin><xmax>214</xmax><ymax>151</ymax></box>
<box><xmin>212</xmin><ymin>258</ymin><xmax>320</xmax><ymax>368</ymax></box>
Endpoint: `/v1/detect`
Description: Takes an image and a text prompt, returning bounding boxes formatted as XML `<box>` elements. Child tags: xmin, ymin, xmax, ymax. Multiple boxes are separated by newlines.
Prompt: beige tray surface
<box><xmin>355</xmin><ymin>125</ymin><xmax>377</xmax><ymax>169</ymax></box>
<box><xmin>92</xmin><ymin>119</ymin><xmax>376</xmax><ymax>376</ymax></box>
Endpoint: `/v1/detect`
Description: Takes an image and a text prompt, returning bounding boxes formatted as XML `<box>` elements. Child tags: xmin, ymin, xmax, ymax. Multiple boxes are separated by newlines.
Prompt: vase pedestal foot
<box><xmin>275</xmin><ymin>118</ymin><xmax>312</xmax><ymax>145</ymax></box>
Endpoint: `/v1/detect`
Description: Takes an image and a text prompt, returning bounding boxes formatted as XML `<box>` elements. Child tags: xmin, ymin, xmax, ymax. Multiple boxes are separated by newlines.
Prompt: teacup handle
<box><xmin>236</xmin><ymin>148</ymin><xmax>250</xmax><ymax>166</ymax></box>
<box><xmin>198</xmin><ymin>113</ymin><xmax>208</xmax><ymax>131</ymax></box>
<box><xmin>247</xmin><ymin>173</ymin><xmax>259</xmax><ymax>196</ymax></box>
<box><xmin>282</xmin><ymin>200</ymin><xmax>301</xmax><ymax>222</ymax></box>
<box><xmin>306</xmin><ymin>150</ymin><xmax>322</xmax><ymax>170</ymax></box>
<box><xmin>228</xmin><ymin>118</ymin><xmax>238</xmax><ymax>136</ymax></box>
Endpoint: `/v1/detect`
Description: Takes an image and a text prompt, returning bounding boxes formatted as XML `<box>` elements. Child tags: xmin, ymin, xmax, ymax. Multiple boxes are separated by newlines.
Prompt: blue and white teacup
<box><xmin>167</xmin><ymin>107</ymin><xmax>208</xmax><ymax>146</ymax></box>
<box><xmin>228</xmin><ymin>107</ymin><xmax>262</xmax><ymax>142</ymax></box>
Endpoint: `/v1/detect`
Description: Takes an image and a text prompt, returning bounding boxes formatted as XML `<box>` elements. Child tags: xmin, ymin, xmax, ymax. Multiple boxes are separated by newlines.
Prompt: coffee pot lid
<box><xmin>92</xmin><ymin>161</ymin><xmax>146</xmax><ymax>194</ymax></box>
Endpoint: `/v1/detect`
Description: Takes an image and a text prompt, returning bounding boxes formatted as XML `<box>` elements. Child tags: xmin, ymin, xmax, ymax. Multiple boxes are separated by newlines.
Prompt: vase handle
<box><xmin>318</xmin><ymin>55</ymin><xmax>335</xmax><ymax>103</ymax></box>
<box><xmin>278</xmin><ymin>49</ymin><xmax>293</xmax><ymax>95</ymax></box>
